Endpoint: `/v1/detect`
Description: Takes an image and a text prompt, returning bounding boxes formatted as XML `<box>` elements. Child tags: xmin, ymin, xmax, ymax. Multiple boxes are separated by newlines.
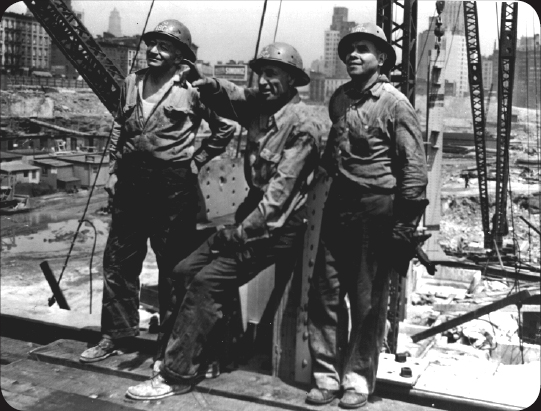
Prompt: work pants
<box><xmin>308</xmin><ymin>177</ymin><xmax>393</xmax><ymax>395</ymax></box>
<box><xmin>101</xmin><ymin>153</ymin><xmax>199</xmax><ymax>345</ymax></box>
<box><xmin>159</xmin><ymin>204</ymin><xmax>307</xmax><ymax>381</ymax></box>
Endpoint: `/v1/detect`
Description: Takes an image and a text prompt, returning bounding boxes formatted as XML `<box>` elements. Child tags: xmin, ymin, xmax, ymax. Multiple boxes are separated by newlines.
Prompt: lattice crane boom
<box><xmin>493</xmin><ymin>2</ymin><xmax>518</xmax><ymax>249</ymax></box>
<box><xmin>463</xmin><ymin>1</ymin><xmax>491</xmax><ymax>249</ymax></box>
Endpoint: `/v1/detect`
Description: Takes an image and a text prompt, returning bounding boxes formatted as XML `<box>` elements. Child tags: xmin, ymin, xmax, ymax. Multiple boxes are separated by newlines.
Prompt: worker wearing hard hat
<box><xmin>306</xmin><ymin>23</ymin><xmax>428</xmax><ymax>408</ymax></box>
<box><xmin>125</xmin><ymin>42</ymin><xmax>323</xmax><ymax>400</ymax></box>
<box><xmin>79</xmin><ymin>20</ymin><xmax>235</xmax><ymax>364</ymax></box>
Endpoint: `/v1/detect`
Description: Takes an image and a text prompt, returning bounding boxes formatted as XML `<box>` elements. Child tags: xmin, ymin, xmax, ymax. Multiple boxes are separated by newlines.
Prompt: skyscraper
<box><xmin>441</xmin><ymin>1</ymin><xmax>464</xmax><ymax>36</ymax></box>
<box><xmin>323</xmin><ymin>7</ymin><xmax>356</xmax><ymax>78</ymax></box>
<box><xmin>108</xmin><ymin>8</ymin><xmax>122</xmax><ymax>37</ymax></box>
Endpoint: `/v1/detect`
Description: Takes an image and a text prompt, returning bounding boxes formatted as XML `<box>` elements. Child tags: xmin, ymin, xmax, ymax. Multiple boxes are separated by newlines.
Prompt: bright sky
<box><xmin>4</xmin><ymin>1</ymin><xmax>540</xmax><ymax>67</ymax></box>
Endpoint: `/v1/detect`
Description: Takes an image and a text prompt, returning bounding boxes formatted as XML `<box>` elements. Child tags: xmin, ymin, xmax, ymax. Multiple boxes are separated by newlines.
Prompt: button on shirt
<box><xmin>205</xmin><ymin>79</ymin><xmax>322</xmax><ymax>242</ymax></box>
<box><xmin>109</xmin><ymin>66</ymin><xmax>235</xmax><ymax>174</ymax></box>
<box><xmin>322</xmin><ymin>75</ymin><xmax>427</xmax><ymax>199</ymax></box>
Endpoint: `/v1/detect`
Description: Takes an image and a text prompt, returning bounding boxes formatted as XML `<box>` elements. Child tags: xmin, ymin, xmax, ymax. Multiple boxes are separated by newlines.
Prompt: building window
<box><xmin>23</xmin><ymin>171</ymin><xmax>28</xmax><ymax>177</ymax></box>
<box><xmin>42</xmin><ymin>168</ymin><xmax>48</xmax><ymax>177</ymax></box>
<box><xmin>32</xmin><ymin>171</ymin><xmax>37</xmax><ymax>179</ymax></box>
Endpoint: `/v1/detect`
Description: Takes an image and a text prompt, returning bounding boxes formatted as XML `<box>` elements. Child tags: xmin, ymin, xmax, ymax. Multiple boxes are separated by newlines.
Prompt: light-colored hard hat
<box><xmin>249</xmin><ymin>42</ymin><xmax>310</xmax><ymax>87</ymax></box>
<box><xmin>142</xmin><ymin>19</ymin><xmax>196</xmax><ymax>62</ymax></box>
<box><xmin>338</xmin><ymin>22</ymin><xmax>396</xmax><ymax>72</ymax></box>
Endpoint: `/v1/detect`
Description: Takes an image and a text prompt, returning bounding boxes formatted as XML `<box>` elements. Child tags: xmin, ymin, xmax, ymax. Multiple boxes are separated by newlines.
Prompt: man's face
<box><xmin>146</xmin><ymin>37</ymin><xmax>182</xmax><ymax>70</ymax></box>
<box><xmin>345</xmin><ymin>39</ymin><xmax>385</xmax><ymax>80</ymax></box>
<box><xmin>258</xmin><ymin>64</ymin><xmax>294</xmax><ymax>101</ymax></box>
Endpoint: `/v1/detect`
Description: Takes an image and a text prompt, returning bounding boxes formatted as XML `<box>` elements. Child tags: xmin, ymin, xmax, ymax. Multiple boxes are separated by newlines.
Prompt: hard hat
<box><xmin>142</xmin><ymin>19</ymin><xmax>196</xmax><ymax>62</ymax></box>
<box><xmin>338</xmin><ymin>22</ymin><xmax>396</xmax><ymax>72</ymax></box>
<box><xmin>249</xmin><ymin>42</ymin><xmax>310</xmax><ymax>87</ymax></box>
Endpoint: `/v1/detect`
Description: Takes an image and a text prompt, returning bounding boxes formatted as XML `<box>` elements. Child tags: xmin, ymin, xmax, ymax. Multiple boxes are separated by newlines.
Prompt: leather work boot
<box><xmin>305</xmin><ymin>388</ymin><xmax>339</xmax><ymax>405</ymax></box>
<box><xmin>126</xmin><ymin>374</ymin><xmax>192</xmax><ymax>400</ymax></box>
<box><xmin>79</xmin><ymin>337</ymin><xmax>118</xmax><ymax>363</ymax></box>
<box><xmin>205</xmin><ymin>361</ymin><xmax>220</xmax><ymax>379</ymax></box>
<box><xmin>339</xmin><ymin>390</ymin><xmax>368</xmax><ymax>409</ymax></box>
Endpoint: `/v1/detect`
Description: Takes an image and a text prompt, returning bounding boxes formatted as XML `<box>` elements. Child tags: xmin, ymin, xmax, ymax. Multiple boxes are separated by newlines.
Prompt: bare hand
<box><xmin>105</xmin><ymin>173</ymin><xmax>118</xmax><ymax>197</ymax></box>
<box><xmin>181</xmin><ymin>59</ymin><xmax>218</xmax><ymax>92</ymax></box>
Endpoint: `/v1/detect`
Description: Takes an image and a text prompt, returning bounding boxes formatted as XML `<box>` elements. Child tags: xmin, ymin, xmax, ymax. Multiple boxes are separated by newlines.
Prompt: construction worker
<box><xmin>79</xmin><ymin>20</ymin><xmax>235</xmax><ymax>364</ymax></box>
<box><xmin>125</xmin><ymin>42</ymin><xmax>322</xmax><ymax>400</ymax></box>
<box><xmin>306</xmin><ymin>23</ymin><xmax>428</xmax><ymax>409</ymax></box>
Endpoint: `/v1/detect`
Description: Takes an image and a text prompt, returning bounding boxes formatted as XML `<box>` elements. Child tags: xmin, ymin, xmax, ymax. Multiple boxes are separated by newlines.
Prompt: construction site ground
<box><xmin>1</xmin><ymin>87</ymin><xmax>540</xmax><ymax>410</ymax></box>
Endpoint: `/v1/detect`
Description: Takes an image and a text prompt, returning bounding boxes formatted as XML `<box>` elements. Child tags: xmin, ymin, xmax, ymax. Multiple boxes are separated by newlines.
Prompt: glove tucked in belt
<box><xmin>392</xmin><ymin>198</ymin><xmax>432</xmax><ymax>275</ymax></box>
<box><xmin>210</xmin><ymin>225</ymin><xmax>246</xmax><ymax>255</ymax></box>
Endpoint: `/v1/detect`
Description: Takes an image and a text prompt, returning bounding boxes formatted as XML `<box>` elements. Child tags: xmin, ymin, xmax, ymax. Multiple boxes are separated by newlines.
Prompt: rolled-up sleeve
<box><xmin>393</xmin><ymin>100</ymin><xmax>428</xmax><ymax>199</ymax></box>
<box><xmin>240</xmin><ymin>132</ymin><xmax>319</xmax><ymax>242</ymax></box>
<box><xmin>193</xmin><ymin>104</ymin><xmax>236</xmax><ymax>167</ymax></box>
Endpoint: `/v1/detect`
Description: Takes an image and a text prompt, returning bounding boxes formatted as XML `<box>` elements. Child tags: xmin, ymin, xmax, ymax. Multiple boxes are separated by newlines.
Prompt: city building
<box><xmin>0</xmin><ymin>11</ymin><xmax>51</xmax><ymax>75</ymax></box>
<box><xmin>513</xmin><ymin>34</ymin><xmax>541</xmax><ymax>108</ymax></box>
<box><xmin>323</xmin><ymin>7</ymin><xmax>356</xmax><ymax>78</ymax></box>
<box><xmin>108</xmin><ymin>8</ymin><xmax>122</xmax><ymax>37</ymax></box>
<box><xmin>309</xmin><ymin>71</ymin><xmax>325</xmax><ymax>102</ymax></box>
<box><xmin>441</xmin><ymin>1</ymin><xmax>465</xmax><ymax>35</ymax></box>
<box><xmin>416</xmin><ymin>14</ymin><xmax>469</xmax><ymax>97</ymax></box>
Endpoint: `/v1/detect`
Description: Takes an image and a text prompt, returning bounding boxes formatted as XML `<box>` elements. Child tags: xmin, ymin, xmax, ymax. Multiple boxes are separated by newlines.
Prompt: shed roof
<box><xmin>33</xmin><ymin>159</ymin><xmax>73</xmax><ymax>167</ymax></box>
<box><xmin>0</xmin><ymin>162</ymin><xmax>41</xmax><ymax>172</ymax></box>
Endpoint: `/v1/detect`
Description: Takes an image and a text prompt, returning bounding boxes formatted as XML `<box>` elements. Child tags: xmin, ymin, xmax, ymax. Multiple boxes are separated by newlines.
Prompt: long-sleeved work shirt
<box><xmin>322</xmin><ymin>75</ymin><xmax>427</xmax><ymax>200</ymax></box>
<box><xmin>109</xmin><ymin>66</ymin><xmax>235</xmax><ymax>174</ymax></box>
<box><xmin>203</xmin><ymin>79</ymin><xmax>322</xmax><ymax>242</ymax></box>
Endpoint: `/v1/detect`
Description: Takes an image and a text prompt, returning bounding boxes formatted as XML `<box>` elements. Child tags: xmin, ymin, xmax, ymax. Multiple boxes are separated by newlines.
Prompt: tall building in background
<box><xmin>108</xmin><ymin>8</ymin><xmax>122</xmax><ymax>37</ymax></box>
<box><xmin>441</xmin><ymin>1</ymin><xmax>464</xmax><ymax>35</ymax></box>
<box><xmin>416</xmin><ymin>7</ymin><xmax>468</xmax><ymax>97</ymax></box>
<box><xmin>513</xmin><ymin>34</ymin><xmax>541</xmax><ymax>108</ymax></box>
<box><xmin>323</xmin><ymin>7</ymin><xmax>356</xmax><ymax>78</ymax></box>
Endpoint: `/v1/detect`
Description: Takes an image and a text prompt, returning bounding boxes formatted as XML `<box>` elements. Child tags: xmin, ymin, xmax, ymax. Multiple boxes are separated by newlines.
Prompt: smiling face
<box><xmin>257</xmin><ymin>64</ymin><xmax>295</xmax><ymax>102</ymax></box>
<box><xmin>345</xmin><ymin>39</ymin><xmax>386</xmax><ymax>82</ymax></box>
<box><xmin>145</xmin><ymin>36</ymin><xmax>183</xmax><ymax>71</ymax></box>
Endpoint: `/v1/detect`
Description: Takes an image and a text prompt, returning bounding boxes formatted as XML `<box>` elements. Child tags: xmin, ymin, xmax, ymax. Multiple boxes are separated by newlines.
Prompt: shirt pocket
<box><xmin>255</xmin><ymin>147</ymin><xmax>282</xmax><ymax>184</ymax></box>
<box><xmin>163</xmin><ymin>105</ymin><xmax>196</xmax><ymax>124</ymax></box>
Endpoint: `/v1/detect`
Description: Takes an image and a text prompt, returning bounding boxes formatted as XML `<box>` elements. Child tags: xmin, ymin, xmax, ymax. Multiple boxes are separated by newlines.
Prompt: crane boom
<box><xmin>463</xmin><ymin>1</ymin><xmax>491</xmax><ymax>248</ymax></box>
<box><xmin>23</xmin><ymin>0</ymin><xmax>125</xmax><ymax>115</ymax></box>
<box><xmin>493</xmin><ymin>2</ymin><xmax>518</xmax><ymax>248</ymax></box>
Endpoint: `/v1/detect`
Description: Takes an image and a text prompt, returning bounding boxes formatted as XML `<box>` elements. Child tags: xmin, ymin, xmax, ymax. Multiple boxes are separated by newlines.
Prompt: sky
<box><xmin>3</xmin><ymin>0</ymin><xmax>540</xmax><ymax>67</ymax></box>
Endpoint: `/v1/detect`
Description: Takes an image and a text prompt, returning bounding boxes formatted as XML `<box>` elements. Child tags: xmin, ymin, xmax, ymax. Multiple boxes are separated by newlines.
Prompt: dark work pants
<box><xmin>159</xmin><ymin>206</ymin><xmax>307</xmax><ymax>381</ymax></box>
<box><xmin>101</xmin><ymin>153</ymin><xmax>199</xmax><ymax>347</ymax></box>
<box><xmin>308</xmin><ymin>177</ymin><xmax>393</xmax><ymax>395</ymax></box>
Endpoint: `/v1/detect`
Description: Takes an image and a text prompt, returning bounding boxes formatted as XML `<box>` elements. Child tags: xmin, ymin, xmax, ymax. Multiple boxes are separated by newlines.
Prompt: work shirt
<box><xmin>204</xmin><ymin>79</ymin><xmax>322</xmax><ymax>242</ymax></box>
<box><xmin>109</xmin><ymin>66</ymin><xmax>235</xmax><ymax>174</ymax></box>
<box><xmin>322</xmin><ymin>75</ymin><xmax>427</xmax><ymax>200</ymax></box>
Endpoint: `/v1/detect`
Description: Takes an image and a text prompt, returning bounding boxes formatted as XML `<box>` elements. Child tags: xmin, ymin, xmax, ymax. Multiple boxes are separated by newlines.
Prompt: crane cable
<box><xmin>48</xmin><ymin>0</ymin><xmax>156</xmax><ymax>311</ymax></box>
<box><xmin>235</xmin><ymin>0</ymin><xmax>269</xmax><ymax>157</ymax></box>
<box><xmin>273</xmin><ymin>0</ymin><xmax>283</xmax><ymax>43</ymax></box>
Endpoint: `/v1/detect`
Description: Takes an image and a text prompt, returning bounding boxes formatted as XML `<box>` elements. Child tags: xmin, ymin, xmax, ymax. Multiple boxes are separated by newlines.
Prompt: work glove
<box><xmin>210</xmin><ymin>224</ymin><xmax>246</xmax><ymax>256</ymax></box>
<box><xmin>181</xmin><ymin>59</ymin><xmax>219</xmax><ymax>93</ymax></box>
<box><xmin>391</xmin><ymin>198</ymin><xmax>434</xmax><ymax>276</ymax></box>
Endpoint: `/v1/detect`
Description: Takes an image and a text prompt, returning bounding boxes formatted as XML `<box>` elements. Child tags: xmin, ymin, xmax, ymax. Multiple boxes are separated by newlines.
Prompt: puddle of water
<box><xmin>1</xmin><ymin>213</ymin><xmax>110</xmax><ymax>254</ymax></box>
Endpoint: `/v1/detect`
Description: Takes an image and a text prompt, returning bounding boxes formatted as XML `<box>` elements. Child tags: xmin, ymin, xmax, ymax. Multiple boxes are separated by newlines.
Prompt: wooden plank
<box><xmin>433</xmin><ymin>303</ymin><xmax>540</xmax><ymax>313</ymax></box>
<box><xmin>411</xmin><ymin>290</ymin><xmax>532</xmax><ymax>343</ymax></box>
